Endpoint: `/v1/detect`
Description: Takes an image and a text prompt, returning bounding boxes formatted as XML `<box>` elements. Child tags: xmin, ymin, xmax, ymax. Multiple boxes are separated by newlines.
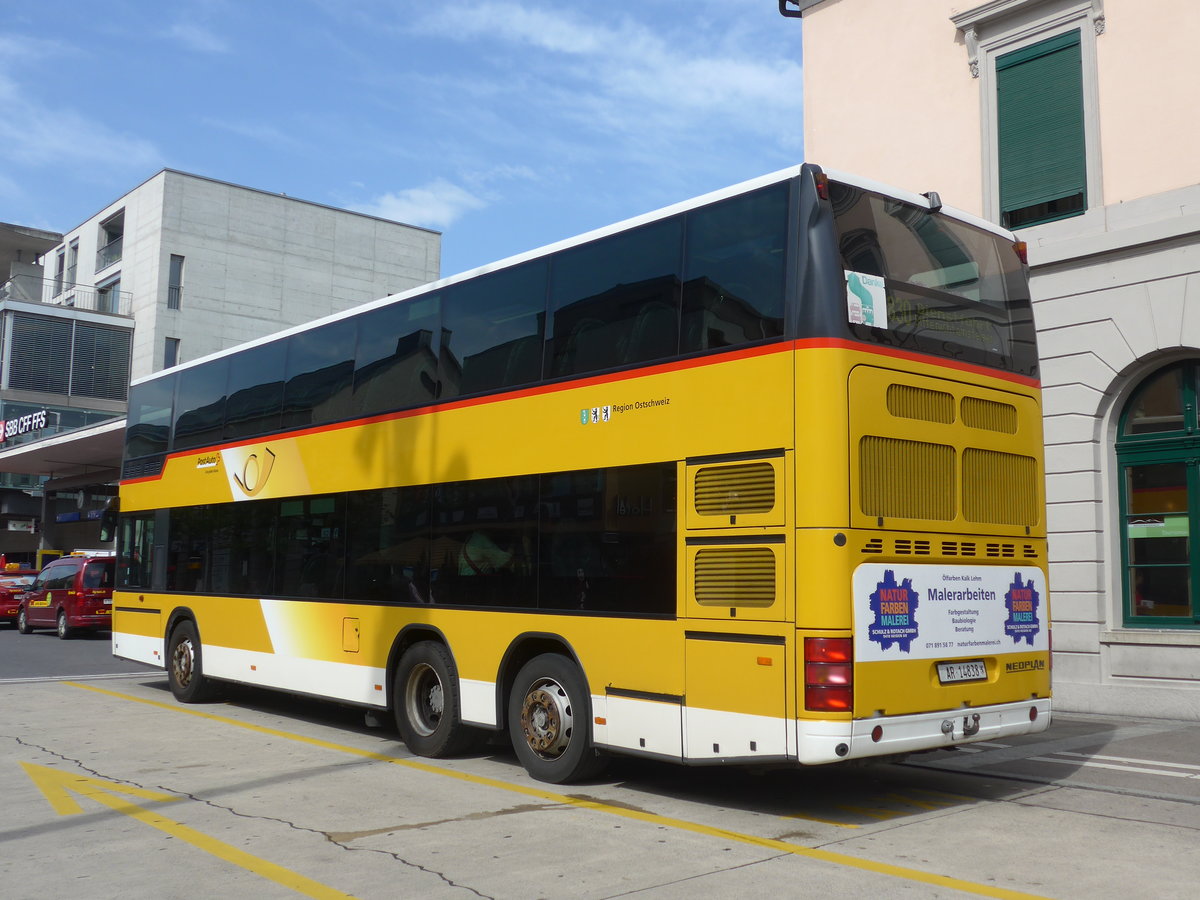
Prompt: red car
<box><xmin>0</xmin><ymin>568</ymin><xmax>38</xmax><ymax>626</ymax></box>
<box><xmin>16</xmin><ymin>555</ymin><xmax>115</xmax><ymax>639</ymax></box>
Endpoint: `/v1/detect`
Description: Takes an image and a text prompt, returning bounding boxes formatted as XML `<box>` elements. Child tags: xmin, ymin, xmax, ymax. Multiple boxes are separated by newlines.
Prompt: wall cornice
<box><xmin>951</xmin><ymin>0</ymin><xmax>1105</xmax><ymax>76</ymax></box>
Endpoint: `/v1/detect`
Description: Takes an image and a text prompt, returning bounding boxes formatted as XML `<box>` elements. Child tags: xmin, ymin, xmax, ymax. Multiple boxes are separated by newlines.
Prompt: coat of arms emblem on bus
<box><xmin>1004</xmin><ymin>572</ymin><xmax>1041</xmax><ymax>646</ymax></box>
<box><xmin>867</xmin><ymin>569</ymin><xmax>920</xmax><ymax>653</ymax></box>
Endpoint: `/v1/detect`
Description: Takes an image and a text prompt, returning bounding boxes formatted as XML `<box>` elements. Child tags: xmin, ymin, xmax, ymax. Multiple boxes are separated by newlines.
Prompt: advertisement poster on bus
<box><xmin>852</xmin><ymin>563</ymin><xmax>1047</xmax><ymax>662</ymax></box>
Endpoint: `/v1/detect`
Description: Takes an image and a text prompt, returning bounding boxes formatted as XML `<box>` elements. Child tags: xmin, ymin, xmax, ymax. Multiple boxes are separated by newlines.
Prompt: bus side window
<box><xmin>547</xmin><ymin>217</ymin><xmax>682</xmax><ymax>378</ymax></box>
<box><xmin>681</xmin><ymin>183</ymin><xmax>788</xmax><ymax>352</ymax></box>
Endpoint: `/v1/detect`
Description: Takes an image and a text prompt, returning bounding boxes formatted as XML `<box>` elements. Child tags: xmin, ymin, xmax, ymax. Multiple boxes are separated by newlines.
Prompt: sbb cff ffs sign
<box><xmin>0</xmin><ymin>410</ymin><xmax>48</xmax><ymax>442</ymax></box>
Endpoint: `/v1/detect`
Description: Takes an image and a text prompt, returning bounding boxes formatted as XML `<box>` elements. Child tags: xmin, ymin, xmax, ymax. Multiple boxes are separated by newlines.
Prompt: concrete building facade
<box><xmin>790</xmin><ymin>0</ymin><xmax>1200</xmax><ymax>717</ymax></box>
<box><xmin>0</xmin><ymin>171</ymin><xmax>440</xmax><ymax>561</ymax></box>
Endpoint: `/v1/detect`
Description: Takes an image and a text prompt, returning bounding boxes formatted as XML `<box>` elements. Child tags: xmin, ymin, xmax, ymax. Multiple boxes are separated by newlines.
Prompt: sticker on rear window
<box><xmin>846</xmin><ymin>270</ymin><xmax>888</xmax><ymax>329</ymax></box>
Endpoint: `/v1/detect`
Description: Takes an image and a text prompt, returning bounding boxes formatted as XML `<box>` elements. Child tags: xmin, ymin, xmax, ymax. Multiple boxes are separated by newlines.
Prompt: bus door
<box><xmin>681</xmin><ymin>454</ymin><xmax>791</xmax><ymax>761</ymax></box>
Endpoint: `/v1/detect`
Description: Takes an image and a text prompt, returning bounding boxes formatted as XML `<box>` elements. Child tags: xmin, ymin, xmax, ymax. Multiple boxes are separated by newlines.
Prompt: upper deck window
<box><xmin>831</xmin><ymin>181</ymin><xmax>1037</xmax><ymax>378</ymax></box>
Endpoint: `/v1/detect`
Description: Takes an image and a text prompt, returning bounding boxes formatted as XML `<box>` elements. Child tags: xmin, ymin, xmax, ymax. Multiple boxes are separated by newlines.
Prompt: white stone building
<box><xmin>788</xmin><ymin>0</ymin><xmax>1200</xmax><ymax>717</ymax></box>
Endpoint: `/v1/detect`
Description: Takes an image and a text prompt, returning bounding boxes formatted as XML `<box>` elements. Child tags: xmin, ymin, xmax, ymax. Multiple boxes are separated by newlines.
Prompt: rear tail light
<box><xmin>1013</xmin><ymin>240</ymin><xmax>1029</xmax><ymax>265</ymax></box>
<box><xmin>805</xmin><ymin>637</ymin><xmax>853</xmax><ymax>712</ymax></box>
<box><xmin>814</xmin><ymin>172</ymin><xmax>830</xmax><ymax>201</ymax></box>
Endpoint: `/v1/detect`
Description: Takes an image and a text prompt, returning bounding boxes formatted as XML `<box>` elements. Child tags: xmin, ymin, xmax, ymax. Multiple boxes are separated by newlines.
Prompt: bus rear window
<box><xmin>830</xmin><ymin>181</ymin><xmax>1038</xmax><ymax>378</ymax></box>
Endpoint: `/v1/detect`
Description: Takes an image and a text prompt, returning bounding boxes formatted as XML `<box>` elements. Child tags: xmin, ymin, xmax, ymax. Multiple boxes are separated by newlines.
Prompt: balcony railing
<box><xmin>96</xmin><ymin>235</ymin><xmax>123</xmax><ymax>270</ymax></box>
<box><xmin>0</xmin><ymin>275</ymin><xmax>133</xmax><ymax>316</ymax></box>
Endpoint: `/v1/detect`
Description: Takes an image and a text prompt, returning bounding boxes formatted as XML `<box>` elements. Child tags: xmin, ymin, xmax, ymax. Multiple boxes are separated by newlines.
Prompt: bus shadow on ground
<box><xmin>142</xmin><ymin>677</ymin><xmax>1095</xmax><ymax>828</ymax></box>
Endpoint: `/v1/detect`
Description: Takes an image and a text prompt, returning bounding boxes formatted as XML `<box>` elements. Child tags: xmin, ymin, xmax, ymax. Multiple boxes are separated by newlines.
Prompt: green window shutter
<box><xmin>997</xmin><ymin>30</ymin><xmax>1086</xmax><ymax>226</ymax></box>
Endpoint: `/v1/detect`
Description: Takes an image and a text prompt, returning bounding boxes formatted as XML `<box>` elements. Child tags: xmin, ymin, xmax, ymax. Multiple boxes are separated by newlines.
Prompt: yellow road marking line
<box><xmin>20</xmin><ymin>761</ymin><xmax>358</xmax><ymax>900</ymax></box>
<box><xmin>67</xmin><ymin>682</ymin><xmax>1049</xmax><ymax>900</ymax></box>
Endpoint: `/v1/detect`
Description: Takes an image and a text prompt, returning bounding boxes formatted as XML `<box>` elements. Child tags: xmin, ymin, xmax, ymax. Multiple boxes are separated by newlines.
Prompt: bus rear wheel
<box><xmin>167</xmin><ymin>620</ymin><xmax>220</xmax><ymax>703</ymax></box>
<box><xmin>394</xmin><ymin>641</ymin><xmax>474</xmax><ymax>757</ymax></box>
<box><xmin>508</xmin><ymin>654</ymin><xmax>606</xmax><ymax>784</ymax></box>
<box><xmin>56</xmin><ymin>610</ymin><xmax>73</xmax><ymax>640</ymax></box>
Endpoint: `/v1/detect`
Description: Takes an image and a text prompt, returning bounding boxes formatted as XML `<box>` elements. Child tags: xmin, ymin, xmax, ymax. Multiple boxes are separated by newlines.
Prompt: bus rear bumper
<box><xmin>795</xmin><ymin>698</ymin><xmax>1051</xmax><ymax>765</ymax></box>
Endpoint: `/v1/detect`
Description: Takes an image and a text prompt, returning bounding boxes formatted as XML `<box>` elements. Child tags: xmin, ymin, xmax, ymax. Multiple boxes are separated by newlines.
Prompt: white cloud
<box><xmin>201</xmin><ymin>117</ymin><xmax>305</xmax><ymax>150</ymax></box>
<box><xmin>356</xmin><ymin>179</ymin><xmax>487</xmax><ymax>229</ymax></box>
<box><xmin>411</xmin><ymin>2</ymin><xmax>604</xmax><ymax>55</ymax></box>
<box><xmin>163</xmin><ymin>22</ymin><xmax>231</xmax><ymax>54</ymax></box>
<box><xmin>0</xmin><ymin>71</ymin><xmax>159</xmax><ymax>171</ymax></box>
<box><xmin>404</xmin><ymin>2</ymin><xmax>802</xmax><ymax>144</ymax></box>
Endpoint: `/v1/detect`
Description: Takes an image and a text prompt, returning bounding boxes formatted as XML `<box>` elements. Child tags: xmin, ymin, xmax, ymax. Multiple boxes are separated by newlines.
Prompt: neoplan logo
<box><xmin>1004</xmin><ymin>659</ymin><xmax>1046</xmax><ymax>673</ymax></box>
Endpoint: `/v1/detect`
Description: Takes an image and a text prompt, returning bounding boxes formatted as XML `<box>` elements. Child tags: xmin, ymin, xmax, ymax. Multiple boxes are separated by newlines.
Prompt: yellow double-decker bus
<box><xmin>111</xmin><ymin>164</ymin><xmax>1050</xmax><ymax>783</ymax></box>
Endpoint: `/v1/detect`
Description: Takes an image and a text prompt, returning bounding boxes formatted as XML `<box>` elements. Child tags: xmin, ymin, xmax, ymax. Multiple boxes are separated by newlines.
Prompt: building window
<box><xmin>96</xmin><ymin>210</ymin><xmax>124</xmax><ymax>271</ymax></box>
<box><xmin>167</xmin><ymin>254</ymin><xmax>184</xmax><ymax>309</ymax></box>
<box><xmin>53</xmin><ymin>251</ymin><xmax>65</xmax><ymax>297</ymax></box>
<box><xmin>1117</xmin><ymin>361</ymin><xmax>1200</xmax><ymax>628</ymax></box>
<box><xmin>953</xmin><ymin>0</ymin><xmax>1103</xmax><ymax>228</ymax></box>
<box><xmin>72</xmin><ymin>323</ymin><xmax>131</xmax><ymax>401</ymax></box>
<box><xmin>96</xmin><ymin>277</ymin><xmax>121</xmax><ymax>314</ymax></box>
<box><xmin>66</xmin><ymin>240</ymin><xmax>79</xmax><ymax>291</ymax></box>
<box><xmin>996</xmin><ymin>30</ymin><xmax>1086</xmax><ymax>228</ymax></box>
<box><xmin>164</xmin><ymin>337</ymin><xmax>180</xmax><ymax>369</ymax></box>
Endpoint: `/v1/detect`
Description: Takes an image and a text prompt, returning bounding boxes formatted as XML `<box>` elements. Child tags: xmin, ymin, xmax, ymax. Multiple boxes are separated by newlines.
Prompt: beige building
<box><xmin>789</xmin><ymin>0</ymin><xmax>1200</xmax><ymax>717</ymax></box>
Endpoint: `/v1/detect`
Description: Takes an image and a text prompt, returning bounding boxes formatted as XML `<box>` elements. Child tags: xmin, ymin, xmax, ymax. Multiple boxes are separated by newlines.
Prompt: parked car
<box><xmin>0</xmin><ymin>568</ymin><xmax>38</xmax><ymax>626</ymax></box>
<box><xmin>16</xmin><ymin>554</ymin><xmax>115</xmax><ymax>639</ymax></box>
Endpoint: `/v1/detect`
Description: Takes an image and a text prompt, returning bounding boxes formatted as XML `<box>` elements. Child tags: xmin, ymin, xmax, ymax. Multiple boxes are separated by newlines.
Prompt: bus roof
<box><xmin>132</xmin><ymin>163</ymin><xmax>1015</xmax><ymax>387</ymax></box>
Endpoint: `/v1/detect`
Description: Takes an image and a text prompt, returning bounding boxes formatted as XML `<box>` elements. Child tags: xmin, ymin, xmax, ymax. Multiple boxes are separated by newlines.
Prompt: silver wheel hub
<box><xmin>172</xmin><ymin>639</ymin><xmax>195</xmax><ymax>687</ymax></box>
<box><xmin>520</xmin><ymin>679</ymin><xmax>573</xmax><ymax>759</ymax></box>
<box><xmin>405</xmin><ymin>663</ymin><xmax>444</xmax><ymax>737</ymax></box>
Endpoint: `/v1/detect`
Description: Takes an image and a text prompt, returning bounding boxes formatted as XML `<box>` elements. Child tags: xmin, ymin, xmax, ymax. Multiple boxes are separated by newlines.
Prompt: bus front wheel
<box><xmin>16</xmin><ymin>607</ymin><xmax>33</xmax><ymax>634</ymax></box>
<box><xmin>394</xmin><ymin>641</ymin><xmax>474</xmax><ymax>757</ymax></box>
<box><xmin>508</xmin><ymin>654</ymin><xmax>607</xmax><ymax>784</ymax></box>
<box><xmin>167</xmin><ymin>620</ymin><xmax>219</xmax><ymax>703</ymax></box>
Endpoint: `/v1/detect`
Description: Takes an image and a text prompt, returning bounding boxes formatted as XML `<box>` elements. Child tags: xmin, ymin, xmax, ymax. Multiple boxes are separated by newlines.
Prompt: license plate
<box><xmin>103</xmin><ymin>598</ymin><xmax>112</xmax><ymax>605</ymax></box>
<box><xmin>937</xmin><ymin>660</ymin><xmax>987</xmax><ymax>684</ymax></box>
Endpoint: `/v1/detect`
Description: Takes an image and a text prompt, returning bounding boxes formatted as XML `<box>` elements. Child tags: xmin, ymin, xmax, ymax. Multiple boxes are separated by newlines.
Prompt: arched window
<box><xmin>1116</xmin><ymin>362</ymin><xmax>1200</xmax><ymax>626</ymax></box>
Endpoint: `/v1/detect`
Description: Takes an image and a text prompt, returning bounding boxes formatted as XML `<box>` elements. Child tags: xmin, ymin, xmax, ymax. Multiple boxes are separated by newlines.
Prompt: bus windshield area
<box><xmin>830</xmin><ymin>181</ymin><xmax>1038</xmax><ymax>378</ymax></box>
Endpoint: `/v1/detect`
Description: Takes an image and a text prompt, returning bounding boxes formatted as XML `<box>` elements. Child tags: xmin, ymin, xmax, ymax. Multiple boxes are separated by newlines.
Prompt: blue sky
<box><xmin>1</xmin><ymin>1</ymin><xmax>803</xmax><ymax>278</ymax></box>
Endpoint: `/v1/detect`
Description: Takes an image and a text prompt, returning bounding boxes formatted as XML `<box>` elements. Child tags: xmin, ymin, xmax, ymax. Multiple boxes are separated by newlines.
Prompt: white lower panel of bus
<box><xmin>112</xmin><ymin>631</ymin><xmax>164</xmax><ymax>668</ymax></box>
<box><xmin>683</xmin><ymin>704</ymin><xmax>790</xmax><ymax>761</ymax></box>
<box><xmin>593</xmin><ymin>694</ymin><xmax>685</xmax><ymax>760</ymax></box>
<box><xmin>795</xmin><ymin>698</ymin><xmax>1052</xmax><ymax>765</ymax></box>
<box><xmin>204</xmin><ymin>645</ymin><xmax>389</xmax><ymax>707</ymax></box>
<box><xmin>460</xmin><ymin>678</ymin><xmax>498</xmax><ymax>727</ymax></box>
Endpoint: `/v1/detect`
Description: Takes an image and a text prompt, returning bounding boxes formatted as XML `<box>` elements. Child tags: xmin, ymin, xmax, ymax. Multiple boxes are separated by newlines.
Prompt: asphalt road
<box><xmin>2</xmin><ymin>626</ymin><xmax>1199</xmax><ymax>899</ymax></box>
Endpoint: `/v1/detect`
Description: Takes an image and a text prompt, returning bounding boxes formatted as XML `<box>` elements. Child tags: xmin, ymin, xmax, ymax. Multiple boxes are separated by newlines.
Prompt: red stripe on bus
<box><xmin>120</xmin><ymin>339</ymin><xmax>1038</xmax><ymax>485</ymax></box>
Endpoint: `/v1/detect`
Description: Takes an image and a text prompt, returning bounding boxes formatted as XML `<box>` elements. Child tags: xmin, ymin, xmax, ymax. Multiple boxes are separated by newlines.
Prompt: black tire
<box><xmin>508</xmin><ymin>653</ymin><xmax>607</xmax><ymax>784</ymax></box>
<box><xmin>166</xmin><ymin>620</ymin><xmax>220</xmax><ymax>702</ymax></box>
<box><xmin>56</xmin><ymin>610</ymin><xmax>73</xmax><ymax>640</ymax></box>
<box><xmin>16</xmin><ymin>607</ymin><xmax>33</xmax><ymax>635</ymax></box>
<box><xmin>394</xmin><ymin>642</ymin><xmax>475</xmax><ymax>757</ymax></box>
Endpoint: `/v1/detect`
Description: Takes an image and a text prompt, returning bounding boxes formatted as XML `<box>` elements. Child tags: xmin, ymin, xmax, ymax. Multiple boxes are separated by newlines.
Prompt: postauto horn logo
<box><xmin>234</xmin><ymin>447</ymin><xmax>276</xmax><ymax>496</ymax></box>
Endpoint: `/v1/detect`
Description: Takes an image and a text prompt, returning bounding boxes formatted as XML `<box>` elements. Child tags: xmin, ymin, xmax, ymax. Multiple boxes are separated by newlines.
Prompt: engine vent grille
<box><xmin>963</xmin><ymin>449</ymin><xmax>1040</xmax><ymax>526</ymax></box>
<box><xmin>122</xmin><ymin>456</ymin><xmax>164</xmax><ymax>480</ymax></box>
<box><xmin>693</xmin><ymin>547</ymin><xmax>776</xmax><ymax>607</ymax></box>
<box><xmin>860</xmin><ymin>538</ymin><xmax>1041</xmax><ymax>560</ymax></box>
<box><xmin>887</xmin><ymin>384</ymin><xmax>955</xmax><ymax>424</ymax></box>
<box><xmin>859</xmin><ymin>437</ymin><xmax>955</xmax><ymax>521</ymax></box>
<box><xmin>694</xmin><ymin>463</ymin><xmax>775</xmax><ymax>516</ymax></box>
<box><xmin>962</xmin><ymin>396</ymin><xmax>1018</xmax><ymax>434</ymax></box>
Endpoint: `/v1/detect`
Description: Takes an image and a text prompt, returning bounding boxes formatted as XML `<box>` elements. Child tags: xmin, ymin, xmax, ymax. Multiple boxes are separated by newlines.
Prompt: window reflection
<box><xmin>682</xmin><ymin>184</ymin><xmax>787</xmax><ymax>352</ymax></box>
<box><xmin>1124</xmin><ymin>366</ymin><xmax>1185</xmax><ymax>435</ymax></box>
<box><xmin>441</xmin><ymin>262</ymin><xmax>546</xmax><ymax>398</ymax></box>
<box><xmin>143</xmin><ymin>463</ymin><xmax>677</xmax><ymax>617</ymax></box>
<box><xmin>548</xmin><ymin>219</ymin><xmax>681</xmax><ymax>377</ymax></box>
